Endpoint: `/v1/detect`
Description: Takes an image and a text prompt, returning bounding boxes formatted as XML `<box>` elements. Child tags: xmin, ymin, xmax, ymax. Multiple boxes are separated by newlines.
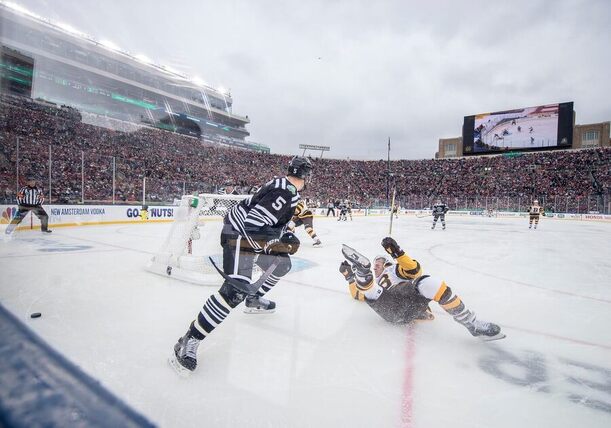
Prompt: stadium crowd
<box><xmin>1</xmin><ymin>94</ymin><xmax>609</xmax><ymax>213</ymax></box>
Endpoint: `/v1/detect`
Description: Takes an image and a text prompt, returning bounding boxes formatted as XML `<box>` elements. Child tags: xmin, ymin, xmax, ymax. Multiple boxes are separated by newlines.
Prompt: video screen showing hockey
<box><xmin>1</xmin><ymin>1</ymin><xmax>610</xmax><ymax>428</ymax></box>
<box><xmin>462</xmin><ymin>102</ymin><xmax>574</xmax><ymax>155</ymax></box>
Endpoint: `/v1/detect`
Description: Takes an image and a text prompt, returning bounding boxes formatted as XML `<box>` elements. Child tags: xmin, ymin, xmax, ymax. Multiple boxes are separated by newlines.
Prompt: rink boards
<box><xmin>1</xmin><ymin>203</ymin><xmax>610</xmax><ymax>232</ymax></box>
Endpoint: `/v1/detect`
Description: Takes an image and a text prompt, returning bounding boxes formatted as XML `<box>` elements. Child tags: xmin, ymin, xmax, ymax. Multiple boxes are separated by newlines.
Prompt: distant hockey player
<box><xmin>346</xmin><ymin>200</ymin><xmax>353</xmax><ymax>221</ymax></box>
<box><xmin>338</xmin><ymin>201</ymin><xmax>348</xmax><ymax>221</ymax></box>
<box><xmin>528</xmin><ymin>199</ymin><xmax>544</xmax><ymax>229</ymax></box>
<box><xmin>170</xmin><ymin>156</ymin><xmax>313</xmax><ymax>374</ymax></box>
<box><xmin>339</xmin><ymin>237</ymin><xmax>504</xmax><ymax>340</ymax></box>
<box><xmin>392</xmin><ymin>203</ymin><xmax>400</xmax><ymax>219</ymax></box>
<box><xmin>431</xmin><ymin>200</ymin><xmax>449</xmax><ymax>230</ymax></box>
<box><xmin>288</xmin><ymin>199</ymin><xmax>322</xmax><ymax>246</ymax></box>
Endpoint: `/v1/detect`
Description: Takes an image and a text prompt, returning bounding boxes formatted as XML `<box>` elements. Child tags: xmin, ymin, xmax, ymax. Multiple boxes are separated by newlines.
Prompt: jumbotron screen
<box><xmin>462</xmin><ymin>102</ymin><xmax>573</xmax><ymax>155</ymax></box>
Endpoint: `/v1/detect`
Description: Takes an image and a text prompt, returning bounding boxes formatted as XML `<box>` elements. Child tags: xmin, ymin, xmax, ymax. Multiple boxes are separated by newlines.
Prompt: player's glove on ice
<box><xmin>381</xmin><ymin>237</ymin><xmax>405</xmax><ymax>259</ymax></box>
<box><xmin>339</xmin><ymin>261</ymin><xmax>355</xmax><ymax>282</ymax></box>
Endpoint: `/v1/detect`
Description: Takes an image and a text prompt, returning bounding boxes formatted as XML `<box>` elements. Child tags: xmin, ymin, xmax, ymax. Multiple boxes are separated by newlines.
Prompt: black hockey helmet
<box><xmin>287</xmin><ymin>156</ymin><xmax>313</xmax><ymax>179</ymax></box>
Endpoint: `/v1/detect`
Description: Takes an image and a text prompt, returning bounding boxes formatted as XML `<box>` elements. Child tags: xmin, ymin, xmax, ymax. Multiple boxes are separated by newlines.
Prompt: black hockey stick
<box><xmin>208</xmin><ymin>256</ymin><xmax>280</xmax><ymax>296</ymax></box>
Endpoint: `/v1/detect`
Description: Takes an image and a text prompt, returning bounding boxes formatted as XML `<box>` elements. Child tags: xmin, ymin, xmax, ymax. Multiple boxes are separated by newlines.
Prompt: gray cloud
<box><xmin>13</xmin><ymin>0</ymin><xmax>611</xmax><ymax>159</ymax></box>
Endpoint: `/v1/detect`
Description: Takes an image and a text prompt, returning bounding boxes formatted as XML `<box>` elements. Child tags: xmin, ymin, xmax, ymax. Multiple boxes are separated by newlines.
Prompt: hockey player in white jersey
<box><xmin>339</xmin><ymin>237</ymin><xmax>504</xmax><ymax>340</ymax></box>
<box><xmin>528</xmin><ymin>199</ymin><xmax>544</xmax><ymax>229</ymax></box>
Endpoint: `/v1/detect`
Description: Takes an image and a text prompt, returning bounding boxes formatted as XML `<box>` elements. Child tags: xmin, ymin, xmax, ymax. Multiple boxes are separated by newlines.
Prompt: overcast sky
<box><xmin>11</xmin><ymin>0</ymin><xmax>611</xmax><ymax>159</ymax></box>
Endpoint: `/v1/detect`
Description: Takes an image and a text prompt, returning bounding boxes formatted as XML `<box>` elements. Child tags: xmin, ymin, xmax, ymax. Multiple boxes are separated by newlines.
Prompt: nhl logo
<box><xmin>166</xmin><ymin>266</ymin><xmax>172</xmax><ymax>276</ymax></box>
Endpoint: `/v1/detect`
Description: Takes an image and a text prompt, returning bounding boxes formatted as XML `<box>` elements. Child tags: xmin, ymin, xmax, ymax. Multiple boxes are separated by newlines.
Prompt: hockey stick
<box><xmin>208</xmin><ymin>256</ymin><xmax>280</xmax><ymax>296</ymax></box>
<box><xmin>388</xmin><ymin>187</ymin><xmax>396</xmax><ymax>236</ymax></box>
<box><xmin>416</xmin><ymin>212</ymin><xmax>431</xmax><ymax>218</ymax></box>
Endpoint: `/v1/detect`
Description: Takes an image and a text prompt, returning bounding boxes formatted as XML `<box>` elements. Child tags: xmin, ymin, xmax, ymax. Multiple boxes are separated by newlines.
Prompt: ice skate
<box><xmin>169</xmin><ymin>333</ymin><xmax>201</xmax><ymax>376</ymax></box>
<box><xmin>313</xmin><ymin>239</ymin><xmax>322</xmax><ymax>247</ymax></box>
<box><xmin>243</xmin><ymin>295</ymin><xmax>276</xmax><ymax>314</ymax></box>
<box><xmin>457</xmin><ymin>313</ymin><xmax>505</xmax><ymax>341</ymax></box>
<box><xmin>341</xmin><ymin>244</ymin><xmax>371</xmax><ymax>271</ymax></box>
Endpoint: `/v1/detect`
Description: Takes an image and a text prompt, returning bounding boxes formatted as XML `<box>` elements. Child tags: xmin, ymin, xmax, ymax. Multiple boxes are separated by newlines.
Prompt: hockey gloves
<box><xmin>264</xmin><ymin>232</ymin><xmax>300</xmax><ymax>256</ymax></box>
<box><xmin>381</xmin><ymin>236</ymin><xmax>405</xmax><ymax>259</ymax></box>
<box><xmin>339</xmin><ymin>261</ymin><xmax>355</xmax><ymax>282</ymax></box>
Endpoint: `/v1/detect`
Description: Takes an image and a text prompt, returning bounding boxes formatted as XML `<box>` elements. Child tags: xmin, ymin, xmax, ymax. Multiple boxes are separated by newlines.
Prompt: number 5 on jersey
<box><xmin>272</xmin><ymin>196</ymin><xmax>286</xmax><ymax>211</ymax></box>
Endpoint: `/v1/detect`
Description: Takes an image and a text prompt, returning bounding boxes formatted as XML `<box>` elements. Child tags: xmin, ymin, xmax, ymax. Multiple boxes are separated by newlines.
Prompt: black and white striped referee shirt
<box><xmin>227</xmin><ymin>177</ymin><xmax>300</xmax><ymax>251</ymax></box>
<box><xmin>17</xmin><ymin>186</ymin><xmax>45</xmax><ymax>206</ymax></box>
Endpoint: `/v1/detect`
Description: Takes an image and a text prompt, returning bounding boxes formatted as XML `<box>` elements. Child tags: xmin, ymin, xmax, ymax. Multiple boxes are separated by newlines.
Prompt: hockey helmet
<box><xmin>287</xmin><ymin>156</ymin><xmax>313</xmax><ymax>179</ymax></box>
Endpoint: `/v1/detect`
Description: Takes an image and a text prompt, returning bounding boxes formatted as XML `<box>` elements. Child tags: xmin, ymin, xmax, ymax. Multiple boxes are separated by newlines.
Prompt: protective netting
<box><xmin>146</xmin><ymin>193</ymin><xmax>249</xmax><ymax>285</ymax></box>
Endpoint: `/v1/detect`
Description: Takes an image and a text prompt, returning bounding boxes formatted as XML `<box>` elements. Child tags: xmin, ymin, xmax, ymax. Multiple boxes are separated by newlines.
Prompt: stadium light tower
<box><xmin>299</xmin><ymin>144</ymin><xmax>330</xmax><ymax>159</ymax></box>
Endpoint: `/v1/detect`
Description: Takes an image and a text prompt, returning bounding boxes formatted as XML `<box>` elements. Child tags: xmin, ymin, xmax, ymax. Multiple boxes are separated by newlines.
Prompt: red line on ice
<box><xmin>401</xmin><ymin>326</ymin><xmax>416</xmax><ymax>428</ymax></box>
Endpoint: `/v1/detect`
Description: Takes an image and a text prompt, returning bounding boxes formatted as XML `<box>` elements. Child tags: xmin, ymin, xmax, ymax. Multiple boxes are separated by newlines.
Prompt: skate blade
<box><xmin>341</xmin><ymin>244</ymin><xmax>371</xmax><ymax>268</ymax></box>
<box><xmin>479</xmin><ymin>332</ymin><xmax>506</xmax><ymax>342</ymax></box>
<box><xmin>168</xmin><ymin>354</ymin><xmax>193</xmax><ymax>378</ymax></box>
<box><xmin>243</xmin><ymin>307</ymin><xmax>276</xmax><ymax>314</ymax></box>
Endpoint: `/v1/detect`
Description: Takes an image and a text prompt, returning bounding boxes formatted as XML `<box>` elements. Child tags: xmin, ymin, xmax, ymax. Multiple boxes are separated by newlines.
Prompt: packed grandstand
<box><xmin>1</xmin><ymin>93</ymin><xmax>609</xmax><ymax>213</ymax></box>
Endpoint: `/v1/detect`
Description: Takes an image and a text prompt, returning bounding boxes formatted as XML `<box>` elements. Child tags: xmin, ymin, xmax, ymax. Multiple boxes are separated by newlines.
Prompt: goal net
<box><xmin>145</xmin><ymin>193</ymin><xmax>250</xmax><ymax>285</ymax></box>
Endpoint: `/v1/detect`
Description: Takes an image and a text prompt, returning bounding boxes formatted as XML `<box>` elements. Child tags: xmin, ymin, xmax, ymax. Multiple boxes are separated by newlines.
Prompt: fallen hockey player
<box><xmin>339</xmin><ymin>237</ymin><xmax>505</xmax><ymax>341</ymax></box>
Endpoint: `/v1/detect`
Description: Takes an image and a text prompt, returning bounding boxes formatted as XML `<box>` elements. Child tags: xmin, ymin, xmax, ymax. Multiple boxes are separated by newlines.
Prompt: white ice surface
<box><xmin>1</xmin><ymin>215</ymin><xmax>610</xmax><ymax>428</ymax></box>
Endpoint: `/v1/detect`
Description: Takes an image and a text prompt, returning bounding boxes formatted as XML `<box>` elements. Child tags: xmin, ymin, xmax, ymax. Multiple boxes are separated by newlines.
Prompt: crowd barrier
<box><xmin>1</xmin><ymin>204</ymin><xmax>610</xmax><ymax>231</ymax></box>
<box><xmin>0</xmin><ymin>204</ymin><xmax>176</xmax><ymax>231</ymax></box>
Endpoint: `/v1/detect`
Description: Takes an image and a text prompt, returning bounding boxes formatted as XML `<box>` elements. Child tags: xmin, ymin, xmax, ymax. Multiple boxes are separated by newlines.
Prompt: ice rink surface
<box><xmin>1</xmin><ymin>214</ymin><xmax>610</xmax><ymax>428</ymax></box>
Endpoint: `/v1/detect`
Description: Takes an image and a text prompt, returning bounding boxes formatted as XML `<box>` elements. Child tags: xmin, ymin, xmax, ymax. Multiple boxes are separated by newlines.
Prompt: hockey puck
<box><xmin>30</xmin><ymin>312</ymin><xmax>42</xmax><ymax>318</ymax></box>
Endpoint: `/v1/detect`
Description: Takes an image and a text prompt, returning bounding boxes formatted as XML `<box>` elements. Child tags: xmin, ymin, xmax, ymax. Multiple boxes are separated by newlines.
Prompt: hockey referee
<box><xmin>5</xmin><ymin>175</ymin><xmax>52</xmax><ymax>235</ymax></box>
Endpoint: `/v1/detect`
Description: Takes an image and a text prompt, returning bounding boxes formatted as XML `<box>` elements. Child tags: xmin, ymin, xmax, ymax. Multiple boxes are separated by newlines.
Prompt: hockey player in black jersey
<box><xmin>170</xmin><ymin>156</ymin><xmax>313</xmax><ymax>374</ymax></box>
<box><xmin>431</xmin><ymin>200</ymin><xmax>449</xmax><ymax>230</ymax></box>
<box><xmin>339</xmin><ymin>238</ymin><xmax>504</xmax><ymax>340</ymax></box>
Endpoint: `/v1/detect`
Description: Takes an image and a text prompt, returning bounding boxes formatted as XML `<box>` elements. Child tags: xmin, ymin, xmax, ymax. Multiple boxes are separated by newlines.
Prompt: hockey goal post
<box><xmin>145</xmin><ymin>193</ymin><xmax>251</xmax><ymax>285</ymax></box>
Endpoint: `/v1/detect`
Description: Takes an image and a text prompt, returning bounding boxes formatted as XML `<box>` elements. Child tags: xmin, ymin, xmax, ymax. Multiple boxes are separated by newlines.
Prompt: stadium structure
<box><xmin>0</xmin><ymin>1</ymin><xmax>269</xmax><ymax>152</ymax></box>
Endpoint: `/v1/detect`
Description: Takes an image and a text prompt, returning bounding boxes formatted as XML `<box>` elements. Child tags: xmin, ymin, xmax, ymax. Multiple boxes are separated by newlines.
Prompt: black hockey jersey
<box><xmin>227</xmin><ymin>177</ymin><xmax>300</xmax><ymax>251</ymax></box>
<box><xmin>432</xmin><ymin>203</ymin><xmax>448</xmax><ymax>215</ymax></box>
<box><xmin>366</xmin><ymin>282</ymin><xmax>431</xmax><ymax>323</ymax></box>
